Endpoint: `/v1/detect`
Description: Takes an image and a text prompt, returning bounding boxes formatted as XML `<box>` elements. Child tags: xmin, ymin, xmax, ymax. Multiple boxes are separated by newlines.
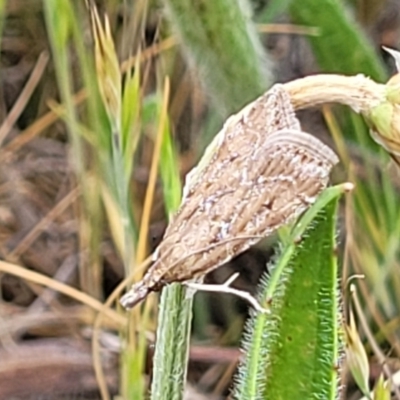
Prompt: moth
<box><xmin>120</xmin><ymin>85</ymin><xmax>339</xmax><ymax>309</ymax></box>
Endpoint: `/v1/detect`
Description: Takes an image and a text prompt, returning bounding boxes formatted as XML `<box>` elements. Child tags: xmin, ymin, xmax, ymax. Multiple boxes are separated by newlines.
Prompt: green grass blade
<box><xmin>147</xmin><ymin>93</ymin><xmax>190</xmax><ymax>400</ymax></box>
<box><xmin>234</xmin><ymin>184</ymin><xmax>348</xmax><ymax>399</ymax></box>
<box><xmin>142</xmin><ymin>94</ymin><xmax>182</xmax><ymax>217</ymax></box>
<box><xmin>43</xmin><ymin>0</ymin><xmax>106</xmax><ymax>299</ymax></box>
<box><xmin>159</xmin><ymin>123</ymin><xmax>182</xmax><ymax>218</ymax></box>
<box><xmin>0</xmin><ymin>0</ymin><xmax>6</xmax><ymax>38</ymax></box>
<box><xmin>290</xmin><ymin>0</ymin><xmax>386</xmax><ymax>81</ymax></box>
<box><xmin>289</xmin><ymin>0</ymin><xmax>389</xmax><ymax>156</ymax></box>
<box><xmin>122</xmin><ymin>336</ymin><xmax>147</xmax><ymax>400</ymax></box>
<box><xmin>43</xmin><ymin>0</ymin><xmax>84</xmax><ymax>172</ymax></box>
<box><xmin>87</xmin><ymin>3</ymin><xmax>138</xmax><ymax>272</ymax></box>
<box><xmin>257</xmin><ymin>0</ymin><xmax>292</xmax><ymax>23</ymax></box>
<box><xmin>121</xmin><ymin>63</ymin><xmax>141</xmax><ymax>179</ymax></box>
<box><xmin>163</xmin><ymin>0</ymin><xmax>271</xmax><ymax>117</ymax></box>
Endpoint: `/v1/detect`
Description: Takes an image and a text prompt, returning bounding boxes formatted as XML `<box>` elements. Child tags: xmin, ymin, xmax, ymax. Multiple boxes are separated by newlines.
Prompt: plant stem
<box><xmin>150</xmin><ymin>284</ymin><xmax>193</xmax><ymax>400</ymax></box>
<box><xmin>284</xmin><ymin>74</ymin><xmax>386</xmax><ymax>112</ymax></box>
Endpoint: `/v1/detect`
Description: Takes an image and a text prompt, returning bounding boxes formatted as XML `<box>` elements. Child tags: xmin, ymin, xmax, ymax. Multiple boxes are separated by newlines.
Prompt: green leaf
<box><xmin>163</xmin><ymin>0</ymin><xmax>271</xmax><ymax>117</ymax></box>
<box><xmin>43</xmin><ymin>0</ymin><xmax>73</xmax><ymax>49</ymax></box>
<box><xmin>234</xmin><ymin>185</ymin><xmax>346</xmax><ymax>399</ymax></box>
<box><xmin>290</xmin><ymin>0</ymin><xmax>386</xmax><ymax>81</ymax></box>
<box><xmin>121</xmin><ymin>63</ymin><xmax>141</xmax><ymax>179</ymax></box>
<box><xmin>290</xmin><ymin>0</ymin><xmax>387</xmax><ymax>153</ymax></box>
<box><xmin>159</xmin><ymin>121</ymin><xmax>182</xmax><ymax>217</ymax></box>
<box><xmin>257</xmin><ymin>0</ymin><xmax>292</xmax><ymax>23</ymax></box>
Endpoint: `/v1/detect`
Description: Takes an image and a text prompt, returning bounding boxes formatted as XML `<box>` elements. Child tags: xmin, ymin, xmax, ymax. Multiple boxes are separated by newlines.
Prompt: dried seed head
<box><xmin>344</xmin><ymin>310</ymin><xmax>370</xmax><ymax>396</ymax></box>
<box><xmin>89</xmin><ymin>3</ymin><xmax>121</xmax><ymax>129</ymax></box>
<box><xmin>120</xmin><ymin>85</ymin><xmax>339</xmax><ymax>309</ymax></box>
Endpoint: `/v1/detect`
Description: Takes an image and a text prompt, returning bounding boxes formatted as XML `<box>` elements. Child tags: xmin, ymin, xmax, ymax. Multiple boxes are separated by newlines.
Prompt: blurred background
<box><xmin>0</xmin><ymin>0</ymin><xmax>400</xmax><ymax>399</ymax></box>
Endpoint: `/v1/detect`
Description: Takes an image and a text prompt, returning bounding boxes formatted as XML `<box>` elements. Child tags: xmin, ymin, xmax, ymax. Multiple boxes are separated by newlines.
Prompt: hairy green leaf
<box><xmin>234</xmin><ymin>186</ymin><xmax>345</xmax><ymax>399</ymax></box>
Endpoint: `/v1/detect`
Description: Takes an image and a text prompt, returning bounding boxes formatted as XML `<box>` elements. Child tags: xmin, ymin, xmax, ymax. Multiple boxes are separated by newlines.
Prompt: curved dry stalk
<box><xmin>0</xmin><ymin>260</ymin><xmax>124</xmax><ymax>326</ymax></box>
<box><xmin>284</xmin><ymin>74</ymin><xmax>386</xmax><ymax>113</ymax></box>
<box><xmin>0</xmin><ymin>51</ymin><xmax>49</xmax><ymax>147</ymax></box>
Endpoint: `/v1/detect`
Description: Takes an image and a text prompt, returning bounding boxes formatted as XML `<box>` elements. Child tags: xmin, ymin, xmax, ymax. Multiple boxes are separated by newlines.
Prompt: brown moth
<box><xmin>120</xmin><ymin>85</ymin><xmax>339</xmax><ymax>309</ymax></box>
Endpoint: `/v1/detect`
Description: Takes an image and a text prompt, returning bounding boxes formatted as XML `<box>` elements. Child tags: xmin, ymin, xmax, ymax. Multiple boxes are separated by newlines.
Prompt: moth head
<box><xmin>120</xmin><ymin>282</ymin><xmax>151</xmax><ymax>309</ymax></box>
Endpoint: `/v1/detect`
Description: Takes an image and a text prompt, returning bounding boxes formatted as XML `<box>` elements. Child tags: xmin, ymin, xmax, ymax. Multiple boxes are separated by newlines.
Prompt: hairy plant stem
<box><xmin>150</xmin><ymin>284</ymin><xmax>193</xmax><ymax>400</ymax></box>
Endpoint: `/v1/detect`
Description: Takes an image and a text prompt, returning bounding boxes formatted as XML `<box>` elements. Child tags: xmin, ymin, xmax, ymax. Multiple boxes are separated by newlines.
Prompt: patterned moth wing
<box><xmin>182</xmin><ymin>84</ymin><xmax>300</xmax><ymax>200</ymax></box>
<box><xmin>120</xmin><ymin>86</ymin><xmax>338</xmax><ymax>309</ymax></box>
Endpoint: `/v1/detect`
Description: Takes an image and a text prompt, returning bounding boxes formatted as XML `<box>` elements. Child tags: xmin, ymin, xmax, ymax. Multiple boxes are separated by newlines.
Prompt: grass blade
<box><xmin>148</xmin><ymin>85</ymin><xmax>191</xmax><ymax>400</ymax></box>
<box><xmin>163</xmin><ymin>0</ymin><xmax>271</xmax><ymax>117</ymax></box>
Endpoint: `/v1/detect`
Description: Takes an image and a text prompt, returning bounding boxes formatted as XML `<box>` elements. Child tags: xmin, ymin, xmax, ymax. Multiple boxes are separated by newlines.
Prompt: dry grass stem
<box><xmin>0</xmin><ymin>51</ymin><xmax>49</xmax><ymax>147</ymax></box>
<box><xmin>184</xmin><ymin>273</ymin><xmax>269</xmax><ymax>313</ymax></box>
<box><xmin>284</xmin><ymin>74</ymin><xmax>386</xmax><ymax>113</ymax></box>
<box><xmin>0</xmin><ymin>260</ymin><xmax>124</xmax><ymax>326</ymax></box>
<box><xmin>1</xmin><ymin>37</ymin><xmax>175</xmax><ymax>154</ymax></box>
